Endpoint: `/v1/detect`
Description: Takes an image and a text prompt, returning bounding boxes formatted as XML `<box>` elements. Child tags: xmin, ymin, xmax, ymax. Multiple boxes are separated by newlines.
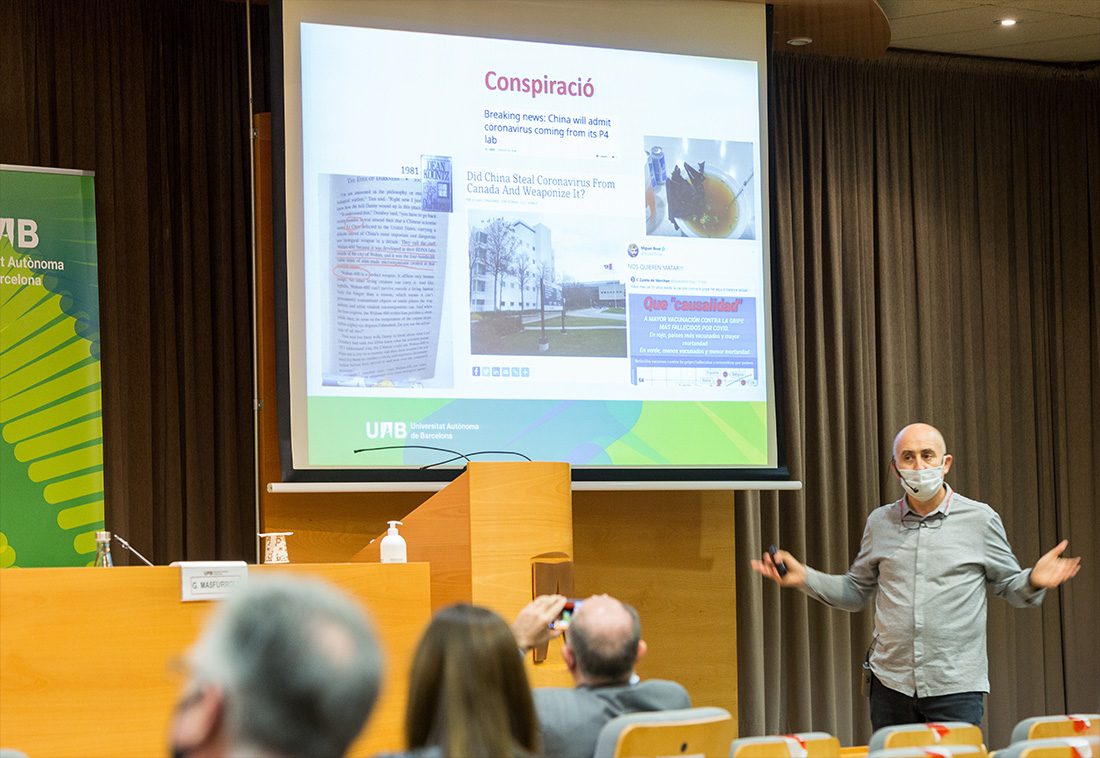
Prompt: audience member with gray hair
<box><xmin>565</xmin><ymin>598</ymin><xmax>643</xmax><ymax>683</ymax></box>
<box><xmin>169</xmin><ymin>575</ymin><xmax>383</xmax><ymax>758</ymax></box>
<box><xmin>525</xmin><ymin>594</ymin><xmax>691</xmax><ymax>758</ymax></box>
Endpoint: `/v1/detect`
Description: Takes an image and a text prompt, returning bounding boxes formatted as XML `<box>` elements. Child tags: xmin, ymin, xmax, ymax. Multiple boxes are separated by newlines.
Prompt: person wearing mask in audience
<box><xmin>751</xmin><ymin>422</ymin><xmax>1081</xmax><ymax>730</ymax></box>
<box><xmin>384</xmin><ymin>604</ymin><xmax>540</xmax><ymax>758</ymax></box>
<box><xmin>520</xmin><ymin>593</ymin><xmax>692</xmax><ymax>758</ymax></box>
<box><xmin>169</xmin><ymin>576</ymin><xmax>383</xmax><ymax>758</ymax></box>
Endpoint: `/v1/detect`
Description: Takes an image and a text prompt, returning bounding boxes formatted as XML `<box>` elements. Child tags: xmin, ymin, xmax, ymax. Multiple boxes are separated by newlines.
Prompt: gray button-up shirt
<box><xmin>800</xmin><ymin>486</ymin><xmax>1044</xmax><ymax>697</ymax></box>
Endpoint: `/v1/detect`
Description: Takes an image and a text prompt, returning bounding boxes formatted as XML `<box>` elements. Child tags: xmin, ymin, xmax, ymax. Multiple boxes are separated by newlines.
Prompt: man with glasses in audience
<box><xmin>752</xmin><ymin>423</ymin><xmax>1080</xmax><ymax>730</ymax></box>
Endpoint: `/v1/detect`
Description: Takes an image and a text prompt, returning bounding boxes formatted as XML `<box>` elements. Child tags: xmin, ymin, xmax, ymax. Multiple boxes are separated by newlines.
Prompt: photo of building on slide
<box><xmin>468</xmin><ymin>212</ymin><xmax>628</xmax><ymax>357</ymax></box>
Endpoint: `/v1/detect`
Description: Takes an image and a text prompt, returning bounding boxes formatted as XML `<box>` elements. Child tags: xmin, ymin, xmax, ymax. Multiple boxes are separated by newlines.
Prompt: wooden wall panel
<box><xmin>573</xmin><ymin>490</ymin><xmax>739</xmax><ymax>720</ymax></box>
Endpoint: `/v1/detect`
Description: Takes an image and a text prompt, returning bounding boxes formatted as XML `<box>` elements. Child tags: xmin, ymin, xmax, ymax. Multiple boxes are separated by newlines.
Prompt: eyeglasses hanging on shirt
<box><xmin>900</xmin><ymin>512</ymin><xmax>946</xmax><ymax>531</ymax></box>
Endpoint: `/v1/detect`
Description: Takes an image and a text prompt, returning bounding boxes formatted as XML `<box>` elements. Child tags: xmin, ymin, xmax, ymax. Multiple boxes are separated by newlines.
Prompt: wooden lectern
<box><xmin>353</xmin><ymin>460</ymin><xmax>574</xmax><ymax>687</ymax></box>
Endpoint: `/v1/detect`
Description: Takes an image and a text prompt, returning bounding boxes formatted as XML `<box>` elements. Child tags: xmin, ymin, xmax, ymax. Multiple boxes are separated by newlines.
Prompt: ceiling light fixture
<box><xmin>999</xmin><ymin>18</ymin><xmax>1017</xmax><ymax>26</ymax></box>
<box><xmin>787</xmin><ymin>37</ymin><xmax>813</xmax><ymax>46</ymax></box>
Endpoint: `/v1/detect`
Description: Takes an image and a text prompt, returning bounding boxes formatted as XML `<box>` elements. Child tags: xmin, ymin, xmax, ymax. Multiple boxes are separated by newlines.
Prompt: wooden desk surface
<box><xmin>0</xmin><ymin>563</ymin><xmax>431</xmax><ymax>758</ymax></box>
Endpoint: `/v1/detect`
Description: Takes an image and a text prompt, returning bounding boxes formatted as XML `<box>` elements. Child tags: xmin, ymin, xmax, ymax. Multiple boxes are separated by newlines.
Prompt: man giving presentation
<box><xmin>752</xmin><ymin>423</ymin><xmax>1080</xmax><ymax>729</ymax></box>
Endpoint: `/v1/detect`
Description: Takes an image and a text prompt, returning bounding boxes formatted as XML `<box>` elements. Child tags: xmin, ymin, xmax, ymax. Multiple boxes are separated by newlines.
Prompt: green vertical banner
<box><xmin>0</xmin><ymin>165</ymin><xmax>103</xmax><ymax>568</ymax></box>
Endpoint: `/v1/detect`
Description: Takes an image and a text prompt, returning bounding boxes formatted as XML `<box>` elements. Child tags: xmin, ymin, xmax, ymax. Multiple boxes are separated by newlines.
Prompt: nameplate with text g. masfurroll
<box><xmin>169</xmin><ymin>561</ymin><xmax>249</xmax><ymax>602</ymax></box>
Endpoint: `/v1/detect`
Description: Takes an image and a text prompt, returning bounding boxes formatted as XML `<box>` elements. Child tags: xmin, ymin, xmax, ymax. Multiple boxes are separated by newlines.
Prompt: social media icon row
<box><xmin>473</xmin><ymin>366</ymin><xmax>530</xmax><ymax>378</ymax></box>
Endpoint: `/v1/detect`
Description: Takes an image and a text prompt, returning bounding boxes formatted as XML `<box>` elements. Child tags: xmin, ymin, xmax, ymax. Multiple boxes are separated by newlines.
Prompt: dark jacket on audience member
<box><xmin>533</xmin><ymin>679</ymin><xmax>692</xmax><ymax>758</ymax></box>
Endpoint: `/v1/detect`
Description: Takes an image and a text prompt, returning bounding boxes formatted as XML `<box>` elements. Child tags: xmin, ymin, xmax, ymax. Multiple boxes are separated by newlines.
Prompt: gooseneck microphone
<box><xmin>352</xmin><ymin>445</ymin><xmax>533</xmax><ymax>469</ymax></box>
<box><xmin>113</xmin><ymin>534</ymin><xmax>155</xmax><ymax>566</ymax></box>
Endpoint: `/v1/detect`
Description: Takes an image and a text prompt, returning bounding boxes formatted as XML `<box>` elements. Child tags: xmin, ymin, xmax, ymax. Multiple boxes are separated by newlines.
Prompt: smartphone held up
<box><xmin>550</xmin><ymin>599</ymin><xmax>584</xmax><ymax>630</ymax></box>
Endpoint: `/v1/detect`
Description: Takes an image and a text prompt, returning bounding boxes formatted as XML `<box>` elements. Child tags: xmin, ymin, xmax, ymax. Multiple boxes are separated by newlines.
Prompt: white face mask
<box><xmin>897</xmin><ymin>464</ymin><xmax>945</xmax><ymax>502</ymax></box>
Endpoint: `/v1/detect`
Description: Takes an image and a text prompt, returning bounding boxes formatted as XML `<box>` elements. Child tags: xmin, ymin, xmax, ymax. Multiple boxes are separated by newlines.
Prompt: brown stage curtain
<box><xmin>736</xmin><ymin>50</ymin><xmax>1100</xmax><ymax>748</ymax></box>
<box><xmin>1</xmin><ymin>0</ymin><xmax>265</xmax><ymax>563</ymax></box>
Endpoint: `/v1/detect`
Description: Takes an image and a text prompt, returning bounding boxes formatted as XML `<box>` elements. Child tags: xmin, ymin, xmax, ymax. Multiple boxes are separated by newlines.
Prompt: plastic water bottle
<box><xmin>93</xmin><ymin>530</ymin><xmax>113</xmax><ymax>567</ymax></box>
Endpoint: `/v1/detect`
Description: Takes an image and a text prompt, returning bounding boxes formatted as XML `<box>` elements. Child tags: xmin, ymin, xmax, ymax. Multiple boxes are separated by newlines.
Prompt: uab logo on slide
<box><xmin>365</xmin><ymin>421</ymin><xmax>407</xmax><ymax>439</ymax></box>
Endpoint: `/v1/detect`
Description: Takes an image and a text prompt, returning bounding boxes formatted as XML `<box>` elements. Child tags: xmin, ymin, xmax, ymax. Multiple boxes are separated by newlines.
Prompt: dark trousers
<box><xmin>869</xmin><ymin>673</ymin><xmax>984</xmax><ymax>731</ymax></box>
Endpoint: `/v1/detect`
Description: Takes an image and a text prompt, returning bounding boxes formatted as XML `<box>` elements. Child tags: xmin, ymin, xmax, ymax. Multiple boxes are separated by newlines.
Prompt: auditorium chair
<box><xmin>866</xmin><ymin>746</ymin><xmax>983</xmax><ymax>758</ymax></box>
<box><xmin>1010</xmin><ymin>715</ymin><xmax>1099</xmax><ymax>744</ymax></box>
<box><xmin>994</xmin><ymin>735</ymin><xmax>1100</xmax><ymax>758</ymax></box>
<box><xmin>592</xmin><ymin>707</ymin><xmax>735</xmax><ymax>758</ymax></box>
<box><xmin>730</xmin><ymin>731</ymin><xmax>842</xmax><ymax>757</ymax></box>
<box><xmin>867</xmin><ymin>723</ymin><xmax>987</xmax><ymax>757</ymax></box>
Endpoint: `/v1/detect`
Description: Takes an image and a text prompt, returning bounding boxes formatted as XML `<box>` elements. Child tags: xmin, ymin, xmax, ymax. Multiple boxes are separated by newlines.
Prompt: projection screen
<box><xmin>272</xmin><ymin>0</ymin><xmax>789</xmax><ymax>487</ymax></box>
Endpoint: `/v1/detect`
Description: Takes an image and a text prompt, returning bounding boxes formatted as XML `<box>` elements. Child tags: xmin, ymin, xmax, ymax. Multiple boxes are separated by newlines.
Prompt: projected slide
<box><xmin>295</xmin><ymin>20</ymin><xmax>769</xmax><ymax>470</ymax></box>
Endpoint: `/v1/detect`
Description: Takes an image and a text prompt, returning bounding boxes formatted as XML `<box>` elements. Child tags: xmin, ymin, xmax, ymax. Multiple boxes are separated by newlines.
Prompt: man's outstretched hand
<box><xmin>1030</xmin><ymin>539</ymin><xmax>1081</xmax><ymax>589</ymax></box>
<box><xmin>750</xmin><ymin>548</ymin><xmax>807</xmax><ymax>588</ymax></box>
<box><xmin>512</xmin><ymin>594</ymin><xmax>568</xmax><ymax>652</ymax></box>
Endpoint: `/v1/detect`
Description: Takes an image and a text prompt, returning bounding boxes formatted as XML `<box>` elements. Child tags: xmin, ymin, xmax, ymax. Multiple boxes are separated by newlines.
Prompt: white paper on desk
<box><xmin>169</xmin><ymin>561</ymin><xmax>249</xmax><ymax>602</ymax></box>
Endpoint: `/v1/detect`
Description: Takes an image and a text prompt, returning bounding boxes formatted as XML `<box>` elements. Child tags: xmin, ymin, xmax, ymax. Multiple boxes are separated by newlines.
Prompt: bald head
<box><xmin>566</xmin><ymin>595</ymin><xmax>642</xmax><ymax>685</ymax></box>
<box><xmin>573</xmin><ymin>595</ymin><xmax>635</xmax><ymax>646</ymax></box>
<box><xmin>892</xmin><ymin>423</ymin><xmax>953</xmax><ymax>484</ymax></box>
<box><xmin>893</xmin><ymin>423</ymin><xmax>947</xmax><ymax>461</ymax></box>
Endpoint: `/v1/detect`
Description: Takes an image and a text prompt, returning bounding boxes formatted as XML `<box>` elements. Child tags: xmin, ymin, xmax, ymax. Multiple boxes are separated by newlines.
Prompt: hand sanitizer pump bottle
<box><xmin>380</xmin><ymin>520</ymin><xmax>407</xmax><ymax>563</ymax></box>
